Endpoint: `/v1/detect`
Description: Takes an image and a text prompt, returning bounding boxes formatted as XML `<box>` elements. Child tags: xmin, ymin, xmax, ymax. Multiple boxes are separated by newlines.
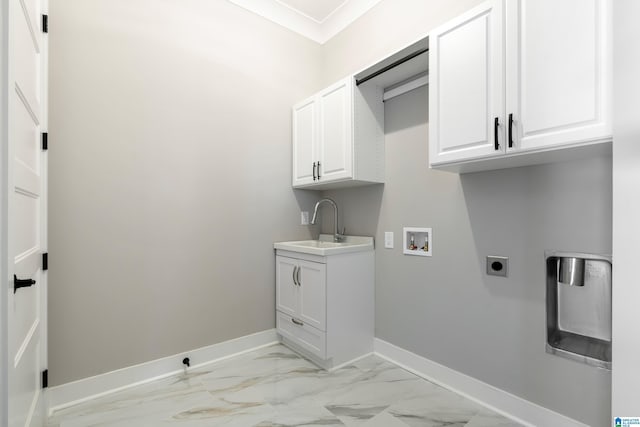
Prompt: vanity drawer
<box><xmin>277</xmin><ymin>310</ymin><xmax>326</xmax><ymax>359</ymax></box>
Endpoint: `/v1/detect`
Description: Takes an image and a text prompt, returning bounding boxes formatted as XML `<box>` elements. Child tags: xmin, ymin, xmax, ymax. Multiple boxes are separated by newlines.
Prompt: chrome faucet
<box><xmin>310</xmin><ymin>198</ymin><xmax>345</xmax><ymax>242</ymax></box>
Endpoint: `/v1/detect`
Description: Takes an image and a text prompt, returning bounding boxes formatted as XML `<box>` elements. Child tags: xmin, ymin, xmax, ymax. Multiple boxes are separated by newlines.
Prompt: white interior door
<box><xmin>7</xmin><ymin>0</ymin><xmax>47</xmax><ymax>425</ymax></box>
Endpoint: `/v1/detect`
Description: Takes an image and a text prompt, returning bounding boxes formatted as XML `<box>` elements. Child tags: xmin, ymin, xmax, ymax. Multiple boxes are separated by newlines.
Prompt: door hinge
<box><xmin>42</xmin><ymin>132</ymin><xmax>48</xmax><ymax>150</ymax></box>
<box><xmin>42</xmin><ymin>252</ymin><xmax>48</xmax><ymax>271</ymax></box>
<box><xmin>42</xmin><ymin>14</ymin><xmax>48</xmax><ymax>33</ymax></box>
<box><xmin>42</xmin><ymin>369</ymin><xmax>48</xmax><ymax>389</ymax></box>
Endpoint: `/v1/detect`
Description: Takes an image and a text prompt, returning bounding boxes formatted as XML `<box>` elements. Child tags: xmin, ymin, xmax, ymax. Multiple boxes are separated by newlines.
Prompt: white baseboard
<box><xmin>48</xmin><ymin>329</ymin><xmax>279</xmax><ymax>414</ymax></box>
<box><xmin>373</xmin><ymin>338</ymin><xmax>588</xmax><ymax>427</ymax></box>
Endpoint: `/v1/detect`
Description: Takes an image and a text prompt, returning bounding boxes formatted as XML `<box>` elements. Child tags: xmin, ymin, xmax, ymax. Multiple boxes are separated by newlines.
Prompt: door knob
<box><xmin>14</xmin><ymin>275</ymin><xmax>36</xmax><ymax>294</ymax></box>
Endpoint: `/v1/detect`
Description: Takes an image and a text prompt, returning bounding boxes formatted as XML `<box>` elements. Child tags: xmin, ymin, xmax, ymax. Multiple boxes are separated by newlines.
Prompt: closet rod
<box><xmin>355</xmin><ymin>48</ymin><xmax>429</xmax><ymax>86</ymax></box>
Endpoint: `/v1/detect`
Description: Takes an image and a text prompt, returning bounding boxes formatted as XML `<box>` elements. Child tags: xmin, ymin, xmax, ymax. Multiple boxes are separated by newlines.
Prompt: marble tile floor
<box><xmin>47</xmin><ymin>344</ymin><xmax>523</xmax><ymax>427</ymax></box>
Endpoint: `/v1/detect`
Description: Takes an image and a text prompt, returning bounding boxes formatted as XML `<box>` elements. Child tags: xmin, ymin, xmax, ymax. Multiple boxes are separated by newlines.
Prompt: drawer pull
<box><xmin>296</xmin><ymin>266</ymin><xmax>301</xmax><ymax>286</ymax></box>
<box><xmin>508</xmin><ymin>113</ymin><xmax>514</xmax><ymax>148</ymax></box>
<box><xmin>291</xmin><ymin>318</ymin><xmax>304</xmax><ymax>326</ymax></box>
<box><xmin>292</xmin><ymin>266</ymin><xmax>298</xmax><ymax>286</ymax></box>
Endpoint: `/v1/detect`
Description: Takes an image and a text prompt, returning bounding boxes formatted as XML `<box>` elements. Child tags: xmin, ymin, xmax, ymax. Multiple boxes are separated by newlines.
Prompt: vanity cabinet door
<box><xmin>275</xmin><ymin>256</ymin><xmax>299</xmax><ymax>318</ymax></box>
<box><xmin>276</xmin><ymin>256</ymin><xmax>326</xmax><ymax>331</ymax></box>
<box><xmin>297</xmin><ymin>260</ymin><xmax>327</xmax><ymax>331</ymax></box>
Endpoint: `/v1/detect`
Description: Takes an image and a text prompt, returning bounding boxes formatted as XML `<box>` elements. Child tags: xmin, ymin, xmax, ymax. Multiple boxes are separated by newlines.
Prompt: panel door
<box><xmin>318</xmin><ymin>78</ymin><xmax>353</xmax><ymax>183</ymax></box>
<box><xmin>429</xmin><ymin>0</ymin><xmax>505</xmax><ymax>165</ymax></box>
<box><xmin>292</xmin><ymin>97</ymin><xmax>317</xmax><ymax>187</ymax></box>
<box><xmin>505</xmin><ymin>0</ymin><xmax>612</xmax><ymax>152</ymax></box>
<box><xmin>297</xmin><ymin>260</ymin><xmax>326</xmax><ymax>331</ymax></box>
<box><xmin>275</xmin><ymin>256</ymin><xmax>298</xmax><ymax>318</ymax></box>
<box><xmin>7</xmin><ymin>0</ymin><xmax>47</xmax><ymax>426</ymax></box>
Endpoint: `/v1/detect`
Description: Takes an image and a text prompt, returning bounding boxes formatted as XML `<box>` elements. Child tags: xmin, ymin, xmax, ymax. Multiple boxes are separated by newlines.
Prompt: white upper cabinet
<box><xmin>292</xmin><ymin>76</ymin><xmax>384</xmax><ymax>190</ymax></box>
<box><xmin>292</xmin><ymin>98</ymin><xmax>317</xmax><ymax>186</ymax></box>
<box><xmin>429</xmin><ymin>0</ymin><xmax>505</xmax><ymax>165</ymax></box>
<box><xmin>429</xmin><ymin>0</ymin><xmax>612</xmax><ymax>172</ymax></box>
<box><xmin>505</xmin><ymin>0</ymin><xmax>611</xmax><ymax>152</ymax></box>
<box><xmin>318</xmin><ymin>79</ymin><xmax>353</xmax><ymax>183</ymax></box>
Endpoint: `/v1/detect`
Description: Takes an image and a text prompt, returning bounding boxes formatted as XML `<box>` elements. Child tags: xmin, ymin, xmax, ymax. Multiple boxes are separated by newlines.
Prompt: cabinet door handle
<box><xmin>292</xmin><ymin>266</ymin><xmax>298</xmax><ymax>286</ymax></box>
<box><xmin>313</xmin><ymin>162</ymin><xmax>317</xmax><ymax>181</ymax></box>
<box><xmin>14</xmin><ymin>274</ymin><xmax>36</xmax><ymax>294</ymax></box>
<box><xmin>317</xmin><ymin>161</ymin><xmax>321</xmax><ymax>179</ymax></box>
<box><xmin>292</xmin><ymin>318</ymin><xmax>304</xmax><ymax>326</ymax></box>
<box><xmin>296</xmin><ymin>266</ymin><xmax>301</xmax><ymax>286</ymax></box>
<box><xmin>494</xmin><ymin>117</ymin><xmax>500</xmax><ymax>150</ymax></box>
<box><xmin>508</xmin><ymin>113</ymin><xmax>514</xmax><ymax>148</ymax></box>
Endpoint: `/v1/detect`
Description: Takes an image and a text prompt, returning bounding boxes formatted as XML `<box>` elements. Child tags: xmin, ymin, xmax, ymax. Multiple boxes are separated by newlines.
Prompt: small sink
<box><xmin>287</xmin><ymin>240</ymin><xmax>346</xmax><ymax>248</ymax></box>
<box><xmin>274</xmin><ymin>234</ymin><xmax>374</xmax><ymax>256</ymax></box>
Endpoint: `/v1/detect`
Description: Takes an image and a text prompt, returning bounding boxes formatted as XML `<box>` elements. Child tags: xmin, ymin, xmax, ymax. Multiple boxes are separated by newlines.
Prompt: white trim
<box><xmin>13</xmin><ymin>319</ymin><xmax>38</xmax><ymax>367</ymax></box>
<box><xmin>373</xmin><ymin>338</ymin><xmax>588</xmax><ymax>427</ymax></box>
<box><xmin>319</xmin><ymin>0</ymin><xmax>383</xmax><ymax>43</ymax></box>
<box><xmin>327</xmin><ymin>351</ymin><xmax>374</xmax><ymax>372</ymax></box>
<box><xmin>48</xmin><ymin>329</ymin><xmax>279</xmax><ymax>415</ymax></box>
<box><xmin>0</xmin><ymin>0</ymin><xmax>9</xmax><ymax>425</ymax></box>
<box><xmin>226</xmin><ymin>0</ymin><xmax>382</xmax><ymax>44</ymax></box>
<box><xmin>383</xmin><ymin>75</ymin><xmax>429</xmax><ymax>102</ymax></box>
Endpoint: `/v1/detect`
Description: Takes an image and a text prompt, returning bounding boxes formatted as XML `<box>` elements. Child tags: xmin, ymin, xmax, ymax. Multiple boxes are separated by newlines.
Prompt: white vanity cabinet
<box><xmin>292</xmin><ymin>76</ymin><xmax>384</xmax><ymax>190</ymax></box>
<box><xmin>429</xmin><ymin>0</ymin><xmax>612</xmax><ymax>172</ymax></box>
<box><xmin>276</xmin><ymin>256</ymin><xmax>326</xmax><ymax>332</ymax></box>
<box><xmin>275</xmin><ymin>248</ymin><xmax>374</xmax><ymax>369</ymax></box>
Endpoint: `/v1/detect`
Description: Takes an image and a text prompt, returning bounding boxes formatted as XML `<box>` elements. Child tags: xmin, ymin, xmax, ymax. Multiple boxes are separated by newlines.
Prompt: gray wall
<box><xmin>48</xmin><ymin>0</ymin><xmax>321</xmax><ymax>386</ymax></box>
<box><xmin>48</xmin><ymin>1</ymin><xmax>616</xmax><ymax>423</ymax></box>
<box><xmin>321</xmin><ymin>2</ymin><xmax>612</xmax><ymax>425</ymax></box>
<box><xmin>612</xmin><ymin>0</ymin><xmax>640</xmax><ymax>414</ymax></box>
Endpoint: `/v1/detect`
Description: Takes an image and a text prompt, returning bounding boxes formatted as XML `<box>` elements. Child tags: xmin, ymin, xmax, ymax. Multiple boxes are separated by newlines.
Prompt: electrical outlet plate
<box><xmin>301</xmin><ymin>211</ymin><xmax>309</xmax><ymax>225</ymax></box>
<box><xmin>384</xmin><ymin>231</ymin><xmax>394</xmax><ymax>248</ymax></box>
<box><xmin>486</xmin><ymin>256</ymin><xmax>508</xmax><ymax>277</ymax></box>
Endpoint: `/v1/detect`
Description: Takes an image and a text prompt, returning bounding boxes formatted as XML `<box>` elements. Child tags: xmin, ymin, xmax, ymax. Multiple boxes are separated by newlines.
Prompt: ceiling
<box><xmin>278</xmin><ymin>0</ymin><xmax>347</xmax><ymax>23</ymax></box>
<box><xmin>227</xmin><ymin>0</ymin><xmax>383</xmax><ymax>44</ymax></box>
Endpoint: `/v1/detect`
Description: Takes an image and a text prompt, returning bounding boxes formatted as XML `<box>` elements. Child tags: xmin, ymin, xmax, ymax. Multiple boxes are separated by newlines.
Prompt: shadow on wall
<box><xmin>458</xmin><ymin>155</ymin><xmax>612</xmax><ymax>426</ymax></box>
<box><xmin>459</xmin><ymin>155</ymin><xmax>613</xmax><ymax>301</ymax></box>
<box><xmin>318</xmin><ymin>184</ymin><xmax>384</xmax><ymax>238</ymax></box>
<box><xmin>317</xmin><ymin>84</ymin><xmax>611</xmax><ymax>426</ymax></box>
<box><xmin>292</xmin><ymin>189</ymin><xmax>322</xmax><ymax>238</ymax></box>
<box><xmin>319</xmin><ymin>86</ymin><xmax>430</xmax><ymax>238</ymax></box>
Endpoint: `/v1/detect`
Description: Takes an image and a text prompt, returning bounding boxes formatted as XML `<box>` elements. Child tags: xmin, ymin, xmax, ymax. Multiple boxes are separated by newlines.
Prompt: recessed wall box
<box><xmin>403</xmin><ymin>227</ymin><xmax>432</xmax><ymax>257</ymax></box>
<box><xmin>486</xmin><ymin>256</ymin><xmax>508</xmax><ymax>277</ymax></box>
<box><xmin>545</xmin><ymin>251</ymin><xmax>612</xmax><ymax>369</ymax></box>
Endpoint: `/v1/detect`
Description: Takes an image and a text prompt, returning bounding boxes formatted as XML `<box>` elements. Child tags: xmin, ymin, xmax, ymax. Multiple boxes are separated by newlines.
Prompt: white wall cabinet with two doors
<box><xmin>275</xmin><ymin>249</ymin><xmax>374</xmax><ymax>369</ymax></box>
<box><xmin>429</xmin><ymin>0</ymin><xmax>612</xmax><ymax>172</ymax></box>
<box><xmin>292</xmin><ymin>76</ymin><xmax>384</xmax><ymax>190</ymax></box>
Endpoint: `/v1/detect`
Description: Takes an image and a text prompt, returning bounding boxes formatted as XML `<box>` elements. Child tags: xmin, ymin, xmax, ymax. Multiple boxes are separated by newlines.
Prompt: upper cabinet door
<box><xmin>318</xmin><ymin>78</ymin><xmax>353</xmax><ymax>183</ymax></box>
<box><xmin>429</xmin><ymin>0</ymin><xmax>505</xmax><ymax>165</ymax></box>
<box><xmin>292</xmin><ymin>97</ymin><xmax>317</xmax><ymax>187</ymax></box>
<box><xmin>505</xmin><ymin>0</ymin><xmax>612</xmax><ymax>152</ymax></box>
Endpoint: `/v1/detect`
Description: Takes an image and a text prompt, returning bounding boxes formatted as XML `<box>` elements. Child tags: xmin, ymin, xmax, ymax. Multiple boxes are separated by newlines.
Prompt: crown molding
<box><xmin>227</xmin><ymin>0</ymin><xmax>383</xmax><ymax>44</ymax></box>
